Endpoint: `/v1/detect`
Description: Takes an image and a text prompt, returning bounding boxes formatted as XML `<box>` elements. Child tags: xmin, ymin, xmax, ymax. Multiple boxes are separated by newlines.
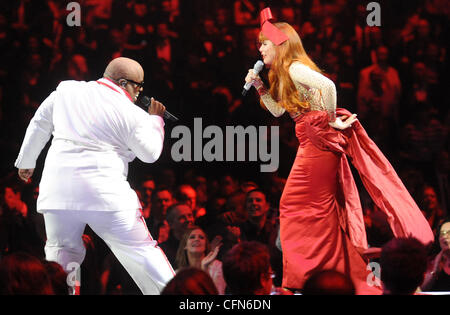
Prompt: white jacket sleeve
<box><xmin>127</xmin><ymin>114</ymin><xmax>165</xmax><ymax>163</ymax></box>
<box><xmin>15</xmin><ymin>92</ymin><xmax>56</xmax><ymax>169</ymax></box>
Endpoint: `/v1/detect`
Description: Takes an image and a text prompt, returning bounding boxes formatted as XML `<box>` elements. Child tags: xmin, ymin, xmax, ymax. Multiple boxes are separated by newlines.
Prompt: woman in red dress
<box><xmin>245</xmin><ymin>8</ymin><xmax>434</xmax><ymax>294</ymax></box>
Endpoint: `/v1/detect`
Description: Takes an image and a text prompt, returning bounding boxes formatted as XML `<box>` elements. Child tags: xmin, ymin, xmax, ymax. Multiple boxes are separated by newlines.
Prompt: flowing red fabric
<box><xmin>336</xmin><ymin>108</ymin><xmax>433</xmax><ymax>246</ymax></box>
<box><xmin>279</xmin><ymin>109</ymin><xmax>433</xmax><ymax>294</ymax></box>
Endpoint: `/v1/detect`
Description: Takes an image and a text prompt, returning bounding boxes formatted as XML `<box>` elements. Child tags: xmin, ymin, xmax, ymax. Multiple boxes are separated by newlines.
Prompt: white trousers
<box><xmin>42</xmin><ymin>209</ymin><xmax>175</xmax><ymax>295</ymax></box>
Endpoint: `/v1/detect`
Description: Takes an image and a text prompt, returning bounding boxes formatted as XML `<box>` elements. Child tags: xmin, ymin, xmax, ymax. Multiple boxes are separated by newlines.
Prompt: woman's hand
<box><xmin>245</xmin><ymin>69</ymin><xmax>260</xmax><ymax>85</ymax></box>
<box><xmin>245</xmin><ymin>69</ymin><xmax>266</xmax><ymax>94</ymax></box>
<box><xmin>329</xmin><ymin>114</ymin><xmax>358</xmax><ymax>130</ymax></box>
<box><xmin>201</xmin><ymin>241</ymin><xmax>222</xmax><ymax>271</ymax></box>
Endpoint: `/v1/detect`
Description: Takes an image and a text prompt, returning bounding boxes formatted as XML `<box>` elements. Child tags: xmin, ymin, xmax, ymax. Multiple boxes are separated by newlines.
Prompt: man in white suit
<box><xmin>14</xmin><ymin>57</ymin><xmax>175</xmax><ymax>294</ymax></box>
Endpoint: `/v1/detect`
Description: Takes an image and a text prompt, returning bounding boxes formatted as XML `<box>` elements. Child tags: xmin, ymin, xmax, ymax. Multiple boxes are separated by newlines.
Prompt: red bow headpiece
<box><xmin>260</xmin><ymin>7</ymin><xmax>289</xmax><ymax>45</ymax></box>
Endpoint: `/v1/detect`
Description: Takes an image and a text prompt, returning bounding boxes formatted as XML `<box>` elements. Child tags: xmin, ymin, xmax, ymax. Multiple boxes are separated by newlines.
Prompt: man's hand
<box><xmin>18</xmin><ymin>168</ymin><xmax>34</xmax><ymax>182</ymax></box>
<box><xmin>147</xmin><ymin>97</ymin><xmax>166</xmax><ymax>118</ymax></box>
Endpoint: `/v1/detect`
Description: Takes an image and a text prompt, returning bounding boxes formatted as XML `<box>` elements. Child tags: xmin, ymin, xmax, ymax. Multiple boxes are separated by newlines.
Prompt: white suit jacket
<box><xmin>15</xmin><ymin>78</ymin><xmax>165</xmax><ymax>212</ymax></box>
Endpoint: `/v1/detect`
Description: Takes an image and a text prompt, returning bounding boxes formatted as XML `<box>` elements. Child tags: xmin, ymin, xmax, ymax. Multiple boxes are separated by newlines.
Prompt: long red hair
<box><xmin>259</xmin><ymin>22</ymin><xmax>322</xmax><ymax>114</ymax></box>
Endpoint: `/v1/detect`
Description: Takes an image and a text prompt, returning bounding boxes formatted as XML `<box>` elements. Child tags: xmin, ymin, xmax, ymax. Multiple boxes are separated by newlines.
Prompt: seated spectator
<box><xmin>240</xmin><ymin>189</ymin><xmax>283</xmax><ymax>286</ymax></box>
<box><xmin>43</xmin><ymin>260</ymin><xmax>69</xmax><ymax>295</ymax></box>
<box><xmin>138</xmin><ymin>175</ymin><xmax>156</xmax><ymax>219</ymax></box>
<box><xmin>233</xmin><ymin>0</ymin><xmax>259</xmax><ymax>26</ymax></box>
<box><xmin>100</xmin><ymin>251</ymin><xmax>141</xmax><ymax>295</ymax></box>
<box><xmin>362</xmin><ymin>198</ymin><xmax>394</xmax><ymax>248</ymax></box>
<box><xmin>84</xmin><ymin>0</ymin><xmax>113</xmax><ymax>30</ymax></box>
<box><xmin>0</xmin><ymin>177</ymin><xmax>44</xmax><ymax>258</ymax></box>
<box><xmin>197</xmin><ymin>17</ymin><xmax>221</xmax><ymax>54</ymax></box>
<box><xmin>222</xmin><ymin>241</ymin><xmax>291</xmax><ymax>295</ymax></box>
<box><xmin>214</xmin><ymin>7</ymin><xmax>237</xmax><ymax>52</ymax></box>
<box><xmin>302</xmin><ymin>270</ymin><xmax>356</xmax><ymax>295</ymax></box>
<box><xmin>337</xmin><ymin>44</ymin><xmax>358</xmax><ymax>112</ymax></box>
<box><xmin>421</xmin><ymin>219</ymin><xmax>450</xmax><ymax>291</ymax></box>
<box><xmin>434</xmin><ymin>150</ymin><xmax>449</xmax><ymax>215</ymax></box>
<box><xmin>196</xmin><ymin>196</ymin><xmax>241</xmax><ymax>262</ymax></box>
<box><xmin>398</xmin><ymin>106</ymin><xmax>446</xmax><ymax>168</ymax></box>
<box><xmin>404</xmin><ymin>61</ymin><xmax>440</xmax><ymax>111</ymax></box>
<box><xmin>358</xmin><ymin>46</ymin><xmax>402</xmax><ymax>124</ymax></box>
<box><xmin>175</xmin><ymin>226</ymin><xmax>225</xmax><ymax>294</ymax></box>
<box><xmin>66</xmin><ymin>54</ymin><xmax>90</xmax><ymax>81</ymax></box>
<box><xmin>205</xmin><ymin>190</ymin><xmax>247</xmax><ymax>261</ymax></box>
<box><xmin>79</xmin><ymin>232</ymin><xmax>103</xmax><ymax>295</ymax></box>
<box><xmin>0</xmin><ymin>252</ymin><xmax>54</xmax><ymax>294</ymax></box>
<box><xmin>423</xmin><ymin>42</ymin><xmax>444</xmax><ymax>85</ymax></box>
<box><xmin>357</xmin><ymin>67</ymin><xmax>396</xmax><ymax>151</ymax></box>
<box><xmin>240</xmin><ymin>180</ymin><xmax>258</xmax><ymax>194</ymax></box>
<box><xmin>146</xmin><ymin>187</ymin><xmax>174</xmax><ymax>243</ymax></box>
<box><xmin>159</xmin><ymin>0</ymin><xmax>181</xmax><ymax>25</ymax></box>
<box><xmin>147</xmin><ymin>58</ymin><xmax>176</xmax><ymax>107</ymax></box>
<box><xmin>241</xmin><ymin>189</ymin><xmax>277</xmax><ymax>243</ymax></box>
<box><xmin>260</xmin><ymin>172</ymin><xmax>287</xmax><ymax>208</ymax></box>
<box><xmin>152</xmin><ymin>22</ymin><xmax>179</xmax><ymax>68</ymax></box>
<box><xmin>161</xmin><ymin>267</ymin><xmax>218</xmax><ymax>295</ymax></box>
<box><xmin>101</xmin><ymin>28</ymin><xmax>126</xmax><ymax>61</ymax></box>
<box><xmin>20</xmin><ymin>53</ymin><xmax>49</xmax><ymax>112</ymax></box>
<box><xmin>219</xmin><ymin>191</ymin><xmax>247</xmax><ymax>226</ymax></box>
<box><xmin>2</xmin><ymin>179</ymin><xmax>28</xmax><ymax>218</ymax></box>
<box><xmin>123</xmin><ymin>1</ymin><xmax>155</xmax><ymax>54</ymax></box>
<box><xmin>401</xmin><ymin>18</ymin><xmax>435</xmax><ymax>64</ymax></box>
<box><xmin>157</xmin><ymin>167</ymin><xmax>177</xmax><ymax>192</ymax></box>
<box><xmin>219</xmin><ymin>174</ymin><xmax>239</xmax><ymax>199</ymax></box>
<box><xmin>193</xmin><ymin>175</ymin><xmax>208</xmax><ymax>210</ymax></box>
<box><xmin>380</xmin><ymin>237</ymin><xmax>428</xmax><ymax>295</ymax></box>
<box><xmin>176</xmin><ymin>184</ymin><xmax>206</xmax><ymax>220</ymax></box>
<box><xmin>195</xmin><ymin>195</ymin><xmax>226</xmax><ymax>232</ymax></box>
<box><xmin>159</xmin><ymin>203</ymin><xmax>195</xmax><ymax>266</ymax></box>
<box><xmin>420</xmin><ymin>185</ymin><xmax>446</xmax><ymax>235</ymax></box>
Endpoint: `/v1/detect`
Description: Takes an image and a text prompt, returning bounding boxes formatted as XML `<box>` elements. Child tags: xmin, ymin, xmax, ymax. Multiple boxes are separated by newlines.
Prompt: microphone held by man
<box><xmin>139</xmin><ymin>95</ymin><xmax>179</xmax><ymax>122</ymax></box>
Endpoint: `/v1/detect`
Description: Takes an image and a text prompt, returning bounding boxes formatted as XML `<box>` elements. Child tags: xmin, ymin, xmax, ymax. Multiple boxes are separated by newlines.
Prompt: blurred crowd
<box><xmin>0</xmin><ymin>0</ymin><xmax>449</xmax><ymax>294</ymax></box>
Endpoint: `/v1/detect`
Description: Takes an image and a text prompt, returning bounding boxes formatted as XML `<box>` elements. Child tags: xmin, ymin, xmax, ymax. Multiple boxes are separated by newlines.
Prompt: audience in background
<box><xmin>302</xmin><ymin>270</ymin><xmax>356</xmax><ymax>295</ymax></box>
<box><xmin>420</xmin><ymin>185</ymin><xmax>446</xmax><ymax>235</ymax></box>
<box><xmin>174</xmin><ymin>226</ymin><xmax>226</xmax><ymax>294</ymax></box>
<box><xmin>421</xmin><ymin>219</ymin><xmax>450</xmax><ymax>291</ymax></box>
<box><xmin>43</xmin><ymin>260</ymin><xmax>70</xmax><ymax>295</ymax></box>
<box><xmin>159</xmin><ymin>203</ymin><xmax>195</xmax><ymax>266</ymax></box>
<box><xmin>161</xmin><ymin>267</ymin><xmax>218</xmax><ymax>295</ymax></box>
<box><xmin>222</xmin><ymin>241</ymin><xmax>274</xmax><ymax>295</ymax></box>
<box><xmin>176</xmin><ymin>184</ymin><xmax>206</xmax><ymax>220</ymax></box>
<box><xmin>137</xmin><ymin>175</ymin><xmax>156</xmax><ymax>219</ymax></box>
<box><xmin>145</xmin><ymin>187</ymin><xmax>174</xmax><ymax>243</ymax></box>
<box><xmin>240</xmin><ymin>189</ymin><xmax>283</xmax><ymax>286</ymax></box>
<box><xmin>0</xmin><ymin>252</ymin><xmax>54</xmax><ymax>295</ymax></box>
<box><xmin>380</xmin><ymin>237</ymin><xmax>428</xmax><ymax>295</ymax></box>
<box><xmin>0</xmin><ymin>0</ymin><xmax>448</xmax><ymax>295</ymax></box>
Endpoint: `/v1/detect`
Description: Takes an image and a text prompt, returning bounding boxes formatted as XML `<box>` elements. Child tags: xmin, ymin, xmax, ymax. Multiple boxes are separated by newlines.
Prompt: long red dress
<box><xmin>279</xmin><ymin>109</ymin><xmax>434</xmax><ymax>294</ymax></box>
<box><xmin>259</xmin><ymin>62</ymin><xmax>434</xmax><ymax>294</ymax></box>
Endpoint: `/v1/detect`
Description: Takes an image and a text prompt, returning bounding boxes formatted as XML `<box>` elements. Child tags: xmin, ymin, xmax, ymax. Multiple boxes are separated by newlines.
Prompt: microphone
<box><xmin>139</xmin><ymin>95</ymin><xmax>179</xmax><ymax>122</ymax></box>
<box><xmin>242</xmin><ymin>60</ymin><xmax>264</xmax><ymax>96</ymax></box>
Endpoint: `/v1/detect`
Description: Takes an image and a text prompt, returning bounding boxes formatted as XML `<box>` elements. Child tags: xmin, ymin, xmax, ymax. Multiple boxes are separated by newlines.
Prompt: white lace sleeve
<box><xmin>260</xmin><ymin>93</ymin><xmax>286</xmax><ymax>117</ymax></box>
<box><xmin>289</xmin><ymin>62</ymin><xmax>337</xmax><ymax>121</ymax></box>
